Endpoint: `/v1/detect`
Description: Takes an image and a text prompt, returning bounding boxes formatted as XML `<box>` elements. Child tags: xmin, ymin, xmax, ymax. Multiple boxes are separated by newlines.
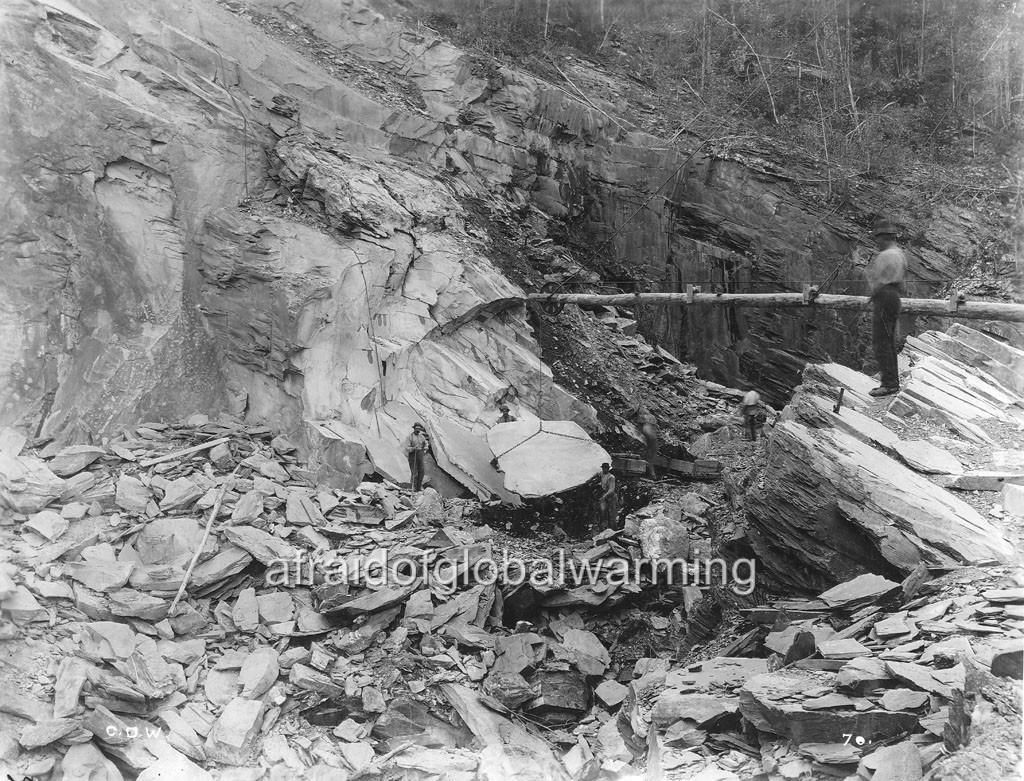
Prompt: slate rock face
<box><xmin>0</xmin><ymin>0</ymin><xmax>594</xmax><ymax>492</ymax></box>
<box><xmin>2</xmin><ymin>0</ymin><xmax>999</xmax><ymax>477</ymax></box>
<box><xmin>744</xmin><ymin>333</ymin><xmax>1016</xmax><ymax>593</ymax></box>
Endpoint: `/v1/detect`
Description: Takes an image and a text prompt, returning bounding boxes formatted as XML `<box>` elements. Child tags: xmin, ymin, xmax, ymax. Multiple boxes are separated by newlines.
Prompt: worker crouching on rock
<box><xmin>496</xmin><ymin>404</ymin><xmax>516</xmax><ymax>424</ymax></box>
<box><xmin>404</xmin><ymin>423</ymin><xmax>430</xmax><ymax>491</ymax></box>
<box><xmin>865</xmin><ymin>217</ymin><xmax>907</xmax><ymax>397</ymax></box>
<box><xmin>598</xmin><ymin>462</ymin><xmax>618</xmax><ymax>530</ymax></box>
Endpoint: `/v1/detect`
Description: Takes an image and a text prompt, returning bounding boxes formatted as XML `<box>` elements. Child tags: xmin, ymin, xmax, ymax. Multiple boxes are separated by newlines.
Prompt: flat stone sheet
<box><xmin>819</xmin><ymin>574</ymin><xmax>900</xmax><ymax>608</ymax></box>
<box><xmin>891</xmin><ymin>440</ymin><xmax>963</xmax><ymax>475</ymax></box>
<box><xmin>431</xmin><ymin>417</ymin><xmax>521</xmax><ymax>504</ymax></box>
<box><xmin>487</xmin><ymin>420</ymin><xmax>609</xmax><ymax>498</ymax></box>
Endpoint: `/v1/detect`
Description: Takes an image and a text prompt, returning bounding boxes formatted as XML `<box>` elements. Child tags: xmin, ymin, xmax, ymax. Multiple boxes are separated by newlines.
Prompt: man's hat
<box><xmin>499</xmin><ymin>404</ymin><xmax>509</xmax><ymax>411</ymax></box>
<box><xmin>873</xmin><ymin>218</ymin><xmax>899</xmax><ymax>237</ymax></box>
<box><xmin>412</xmin><ymin>423</ymin><xmax>424</xmax><ymax>431</ymax></box>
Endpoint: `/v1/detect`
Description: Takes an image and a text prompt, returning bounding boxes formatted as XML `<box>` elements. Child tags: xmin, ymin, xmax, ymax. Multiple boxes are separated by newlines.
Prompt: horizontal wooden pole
<box><xmin>525</xmin><ymin>292</ymin><xmax>1024</xmax><ymax>322</ymax></box>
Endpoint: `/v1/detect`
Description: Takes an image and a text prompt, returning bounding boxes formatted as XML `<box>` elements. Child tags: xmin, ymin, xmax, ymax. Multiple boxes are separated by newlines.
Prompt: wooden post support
<box><xmin>947</xmin><ymin>291</ymin><xmax>964</xmax><ymax>312</ymax></box>
<box><xmin>686</xmin><ymin>284</ymin><xmax>701</xmax><ymax>303</ymax></box>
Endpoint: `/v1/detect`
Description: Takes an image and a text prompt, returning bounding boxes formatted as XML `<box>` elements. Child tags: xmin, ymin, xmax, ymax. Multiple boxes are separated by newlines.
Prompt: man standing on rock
<box><xmin>404</xmin><ymin>423</ymin><xmax>430</xmax><ymax>491</ymax></box>
<box><xmin>865</xmin><ymin>217</ymin><xmax>907</xmax><ymax>397</ymax></box>
<box><xmin>597</xmin><ymin>462</ymin><xmax>618</xmax><ymax>529</ymax></box>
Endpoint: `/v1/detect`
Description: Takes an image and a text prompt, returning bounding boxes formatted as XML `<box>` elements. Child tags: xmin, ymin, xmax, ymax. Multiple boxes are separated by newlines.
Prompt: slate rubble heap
<box><xmin>0</xmin><ymin>321</ymin><xmax>1021</xmax><ymax>781</ymax></box>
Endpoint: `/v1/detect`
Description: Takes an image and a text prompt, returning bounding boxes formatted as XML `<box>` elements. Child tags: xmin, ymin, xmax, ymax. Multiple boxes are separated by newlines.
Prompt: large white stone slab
<box><xmin>487</xmin><ymin>420</ymin><xmax>609</xmax><ymax>498</ymax></box>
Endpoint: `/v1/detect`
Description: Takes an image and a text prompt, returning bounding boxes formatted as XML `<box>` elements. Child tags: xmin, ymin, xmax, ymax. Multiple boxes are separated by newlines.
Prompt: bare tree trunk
<box><xmin>950</xmin><ymin>3</ymin><xmax>957</xmax><ymax>110</ymax></box>
<box><xmin>700</xmin><ymin>0</ymin><xmax>709</xmax><ymax>92</ymax></box>
<box><xmin>544</xmin><ymin>0</ymin><xmax>551</xmax><ymax>39</ymax></box>
<box><xmin>844</xmin><ymin>0</ymin><xmax>859</xmax><ymax>129</ymax></box>
<box><xmin>918</xmin><ymin>0</ymin><xmax>926</xmax><ymax>80</ymax></box>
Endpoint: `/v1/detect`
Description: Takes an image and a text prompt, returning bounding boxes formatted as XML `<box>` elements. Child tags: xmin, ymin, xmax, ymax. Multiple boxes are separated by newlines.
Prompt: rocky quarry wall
<box><xmin>0</xmin><ymin>0</ymin><xmax>1006</xmax><ymax>492</ymax></box>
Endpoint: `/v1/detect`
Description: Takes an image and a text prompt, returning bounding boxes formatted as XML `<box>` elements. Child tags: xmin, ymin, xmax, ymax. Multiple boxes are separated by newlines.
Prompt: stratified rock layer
<box><xmin>746</xmin><ymin>324</ymin><xmax>1016</xmax><ymax>593</ymax></box>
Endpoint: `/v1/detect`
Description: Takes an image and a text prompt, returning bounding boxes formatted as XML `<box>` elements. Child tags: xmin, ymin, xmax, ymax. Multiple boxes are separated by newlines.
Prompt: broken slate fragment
<box><xmin>286</xmin><ymin>492</ymin><xmax>325</xmax><ymax>526</ymax></box>
<box><xmin>652</xmin><ymin>692</ymin><xmax>738</xmax><ymax>728</ymax></box>
<box><xmin>256</xmin><ymin>591</ymin><xmax>294</xmax><ymax>624</ymax></box>
<box><xmin>83</xmin><ymin>622</ymin><xmax>137</xmax><ymax>659</ymax></box>
<box><xmin>48</xmin><ymin>446</ymin><xmax>105</xmax><ymax>477</ymax></box>
<box><xmin>836</xmin><ymin>657</ymin><xmax>891</xmax><ymax>693</ymax></box>
<box><xmin>1</xmin><ymin>585</ymin><xmax>47</xmax><ymax>623</ymax></box>
<box><xmin>289</xmin><ymin>664</ymin><xmax>344</xmax><ymax>697</ymax></box>
<box><xmin>204</xmin><ymin>669</ymin><xmax>240</xmax><ymax>707</ymax></box>
<box><xmin>818</xmin><ymin>639</ymin><xmax>871</xmax><ymax>660</ymax></box>
<box><xmin>595</xmin><ymin>680</ymin><xmax>629</xmax><ymax>708</ymax></box>
<box><xmin>238</xmin><ymin>647</ymin><xmax>280</xmax><ymax>699</ymax></box>
<box><xmin>232</xmin><ymin>587</ymin><xmax>259</xmax><ymax>633</ymax></box>
<box><xmin>57</xmin><ymin>741</ymin><xmax>124</xmax><ymax>781</ymax></box>
<box><xmin>115</xmin><ymin>476</ymin><xmax>151</xmax><ymax>514</ymax></box>
<box><xmin>83</xmin><ymin>705</ymin><xmax>131</xmax><ymax>745</ymax></box>
<box><xmin>53</xmin><ymin>657</ymin><xmax>90</xmax><ymax>718</ymax></box>
<box><xmin>891</xmin><ymin>440</ymin><xmax>963</xmax><ymax>475</ymax></box>
<box><xmin>860</xmin><ymin>741</ymin><xmax>923</xmax><ymax>781</ymax></box>
<box><xmin>818</xmin><ymin>574</ymin><xmax>900</xmax><ymax>608</ymax></box>
<box><xmin>204</xmin><ymin>697</ymin><xmax>265</xmax><ymax>766</ymax></box>
<box><xmin>67</xmin><ymin>561</ymin><xmax>134</xmax><ymax>593</ymax></box>
<box><xmin>328</xmin><ymin>584</ymin><xmax>419</xmax><ymax>617</ymax></box>
<box><xmin>259</xmin><ymin>460</ymin><xmax>291</xmax><ymax>482</ymax></box>
<box><xmin>19</xmin><ymin>718</ymin><xmax>81</xmax><ymax>749</ymax></box>
<box><xmin>159</xmin><ymin>477</ymin><xmax>204</xmax><ymax>511</ymax></box>
<box><xmin>797</xmin><ymin>742</ymin><xmax>860</xmax><ymax>765</ymax></box>
<box><xmin>884</xmin><ymin>661</ymin><xmax>954</xmax><ymax>698</ymax></box>
<box><xmin>560</xmin><ymin>628</ymin><xmax>610</xmax><ymax>676</ymax></box>
<box><xmin>879</xmin><ymin>689</ymin><xmax>929</xmax><ymax>711</ymax></box>
<box><xmin>108</xmin><ymin>589</ymin><xmax>168</xmax><ymax>621</ymax></box>
<box><xmin>24</xmin><ymin>510</ymin><xmax>69</xmax><ymax>541</ymax></box>
<box><xmin>231</xmin><ymin>491</ymin><xmax>263</xmax><ymax>523</ymax></box>
<box><xmin>190</xmin><ymin>546</ymin><xmax>252</xmax><ymax>591</ymax></box>
<box><xmin>157</xmin><ymin>639</ymin><xmax>206</xmax><ymax>665</ymax></box>
<box><xmin>222</xmin><ymin>526</ymin><xmax>299</xmax><ymax>565</ymax></box>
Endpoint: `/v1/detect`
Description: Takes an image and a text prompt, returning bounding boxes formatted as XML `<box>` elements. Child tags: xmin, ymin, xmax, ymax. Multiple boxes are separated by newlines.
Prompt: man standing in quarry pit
<box><xmin>865</xmin><ymin>218</ymin><xmax>907</xmax><ymax>397</ymax></box>
<box><xmin>404</xmin><ymin>423</ymin><xmax>430</xmax><ymax>491</ymax></box>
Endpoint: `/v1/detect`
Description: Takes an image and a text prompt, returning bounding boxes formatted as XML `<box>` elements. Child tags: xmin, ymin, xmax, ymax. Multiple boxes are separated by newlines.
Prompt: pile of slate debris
<box><xmin>0</xmin><ymin>418</ymin><xmax>1021</xmax><ymax>781</ymax></box>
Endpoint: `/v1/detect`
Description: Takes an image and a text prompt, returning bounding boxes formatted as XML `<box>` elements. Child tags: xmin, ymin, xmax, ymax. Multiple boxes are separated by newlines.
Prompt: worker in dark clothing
<box><xmin>404</xmin><ymin>423</ymin><xmax>429</xmax><ymax>491</ymax></box>
<box><xmin>597</xmin><ymin>463</ymin><xmax>618</xmax><ymax>530</ymax></box>
<box><xmin>865</xmin><ymin>218</ymin><xmax>907</xmax><ymax>397</ymax></box>
<box><xmin>637</xmin><ymin>406</ymin><xmax>659</xmax><ymax>479</ymax></box>
<box><xmin>496</xmin><ymin>404</ymin><xmax>516</xmax><ymax>424</ymax></box>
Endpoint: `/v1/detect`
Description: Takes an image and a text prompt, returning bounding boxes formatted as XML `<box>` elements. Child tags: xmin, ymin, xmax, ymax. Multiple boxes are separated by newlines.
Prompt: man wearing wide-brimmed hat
<box><xmin>404</xmin><ymin>423</ymin><xmax>430</xmax><ymax>491</ymax></box>
<box><xmin>865</xmin><ymin>217</ymin><xmax>906</xmax><ymax>397</ymax></box>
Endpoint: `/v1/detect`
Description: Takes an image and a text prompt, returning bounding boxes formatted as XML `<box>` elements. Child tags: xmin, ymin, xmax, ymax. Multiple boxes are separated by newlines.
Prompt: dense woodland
<box><xmin>415</xmin><ymin>0</ymin><xmax>1023</xmax><ymax>180</ymax></box>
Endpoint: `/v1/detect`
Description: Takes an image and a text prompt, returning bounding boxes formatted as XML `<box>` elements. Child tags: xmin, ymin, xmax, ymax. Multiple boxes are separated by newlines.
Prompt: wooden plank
<box><xmin>526</xmin><ymin>292</ymin><xmax>1024</xmax><ymax>322</ymax></box>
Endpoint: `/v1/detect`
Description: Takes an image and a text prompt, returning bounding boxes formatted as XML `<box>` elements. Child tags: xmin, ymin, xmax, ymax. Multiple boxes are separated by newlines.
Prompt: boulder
<box><xmin>487</xmin><ymin>421</ymin><xmax>609</xmax><ymax>498</ymax></box>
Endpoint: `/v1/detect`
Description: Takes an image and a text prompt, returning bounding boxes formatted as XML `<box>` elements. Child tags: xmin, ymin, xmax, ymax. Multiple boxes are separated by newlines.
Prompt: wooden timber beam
<box><xmin>525</xmin><ymin>291</ymin><xmax>1024</xmax><ymax>322</ymax></box>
